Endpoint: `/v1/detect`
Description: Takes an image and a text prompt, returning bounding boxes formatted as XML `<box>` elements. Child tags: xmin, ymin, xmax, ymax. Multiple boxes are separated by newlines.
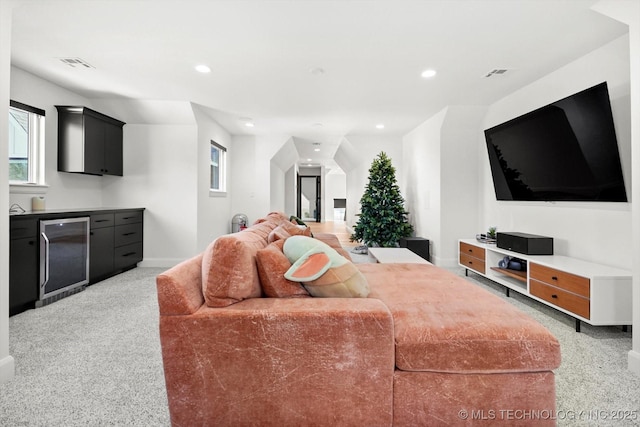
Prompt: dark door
<box><xmin>297</xmin><ymin>175</ymin><xmax>321</xmax><ymax>222</ymax></box>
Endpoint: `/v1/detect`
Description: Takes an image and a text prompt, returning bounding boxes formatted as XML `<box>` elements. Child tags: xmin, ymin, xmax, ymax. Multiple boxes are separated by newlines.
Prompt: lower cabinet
<box><xmin>458</xmin><ymin>239</ymin><xmax>631</xmax><ymax>331</ymax></box>
<box><xmin>114</xmin><ymin>211</ymin><xmax>144</xmax><ymax>271</ymax></box>
<box><xmin>9</xmin><ymin>208</ymin><xmax>144</xmax><ymax>315</ymax></box>
<box><xmin>9</xmin><ymin>218</ymin><xmax>39</xmax><ymax>316</ymax></box>
<box><xmin>90</xmin><ymin>213</ymin><xmax>115</xmax><ymax>283</ymax></box>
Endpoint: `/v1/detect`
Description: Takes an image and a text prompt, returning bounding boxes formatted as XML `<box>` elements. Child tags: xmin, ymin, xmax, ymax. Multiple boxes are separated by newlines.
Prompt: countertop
<box><xmin>9</xmin><ymin>207</ymin><xmax>145</xmax><ymax>217</ymax></box>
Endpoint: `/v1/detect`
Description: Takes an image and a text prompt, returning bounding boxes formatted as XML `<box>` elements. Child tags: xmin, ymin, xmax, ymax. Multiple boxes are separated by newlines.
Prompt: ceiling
<box><xmin>9</xmin><ymin>0</ymin><xmax>628</xmax><ymax>168</ymax></box>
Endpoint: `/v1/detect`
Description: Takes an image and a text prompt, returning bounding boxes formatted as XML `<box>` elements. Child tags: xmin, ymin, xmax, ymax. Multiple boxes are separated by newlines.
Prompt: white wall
<box><xmin>102</xmin><ymin>124</ymin><xmax>199</xmax><ymax>266</ymax></box>
<box><xmin>324</xmin><ymin>171</ymin><xmax>346</xmax><ymax>221</ymax></box>
<box><xmin>0</xmin><ymin>0</ymin><xmax>16</xmax><ymax>384</ymax></box>
<box><xmin>9</xmin><ymin>67</ymin><xmax>103</xmax><ymax>210</ymax></box>
<box><xmin>192</xmin><ymin>104</ymin><xmax>233</xmax><ymax>251</ymax></box>
<box><xmin>230</xmin><ymin>134</ymin><xmax>291</xmax><ymax>224</ymax></box>
<box><xmin>341</xmin><ymin>134</ymin><xmax>404</xmax><ymax>229</ymax></box>
<box><xmin>592</xmin><ymin>0</ymin><xmax>640</xmax><ymax>378</ymax></box>
<box><xmin>402</xmin><ymin>106</ymin><xmax>486</xmax><ymax>266</ymax></box>
<box><xmin>270</xmin><ymin>160</ymin><xmax>285</xmax><ymax>213</ymax></box>
<box><xmin>284</xmin><ymin>165</ymin><xmax>296</xmax><ymax>216</ymax></box>
<box><xmin>480</xmin><ymin>35</ymin><xmax>632</xmax><ymax>270</ymax></box>
<box><xmin>403</xmin><ymin>109</ymin><xmax>446</xmax><ymax>262</ymax></box>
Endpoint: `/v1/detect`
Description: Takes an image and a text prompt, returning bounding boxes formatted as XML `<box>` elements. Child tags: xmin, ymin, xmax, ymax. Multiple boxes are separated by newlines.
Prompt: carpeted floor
<box><xmin>1</xmin><ymin>260</ymin><xmax>639</xmax><ymax>426</ymax></box>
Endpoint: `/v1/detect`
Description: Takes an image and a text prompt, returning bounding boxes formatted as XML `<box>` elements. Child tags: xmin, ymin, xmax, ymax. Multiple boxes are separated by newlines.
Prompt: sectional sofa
<box><xmin>156</xmin><ymin>212</ymin><xmax>561</xmax><ymax>426</ymax></box>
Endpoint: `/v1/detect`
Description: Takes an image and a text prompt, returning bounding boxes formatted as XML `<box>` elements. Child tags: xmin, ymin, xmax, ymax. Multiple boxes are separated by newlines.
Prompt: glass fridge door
<box><xmin>40</xmin><ymin>217</ymin><xmax>90</xmax><ymax>299</ymax></box>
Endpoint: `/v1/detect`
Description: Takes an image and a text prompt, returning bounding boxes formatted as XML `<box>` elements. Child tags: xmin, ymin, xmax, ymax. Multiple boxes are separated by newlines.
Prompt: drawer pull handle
<box><xmin>551</xmin><ymin>294</ymin><xmax>558</xmax><ymax>299</ymax></box>
<box><xmin>122</xmin><ymin>252</ymin><xmax>137</xmax><ymax>257</ymax></box>
<box><xmin>551</xmin><ymin>276</ymin><xmax>558</xmax><ymax>281</ymax></box>
<box><xmin>468</xmin><ymin>249</ymin><xmax>473</xmax><ymax>252</ymax></box>
<box><xmin>122</xmin><ymin>232</ymin><xmax>136</xmax><ymax>236</ymax></box>
<box><xmin>95</xmin><ymin>219</ymin><xmax>109</xmax><ymax>223</ymax></box>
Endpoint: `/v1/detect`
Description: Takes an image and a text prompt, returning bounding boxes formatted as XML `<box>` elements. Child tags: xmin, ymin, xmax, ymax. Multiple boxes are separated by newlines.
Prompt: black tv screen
<box><xmin>484</xmin><ymin>82</ymin><xmax>627</xmax><ymax>202</ymax></box>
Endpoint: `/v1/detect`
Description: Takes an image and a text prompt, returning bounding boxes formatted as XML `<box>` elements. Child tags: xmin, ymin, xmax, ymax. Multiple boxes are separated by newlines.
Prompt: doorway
<box><xmin>297</xmin><ymin>175</ymin><xmax>321</xmax><ymax>222</ymax></box>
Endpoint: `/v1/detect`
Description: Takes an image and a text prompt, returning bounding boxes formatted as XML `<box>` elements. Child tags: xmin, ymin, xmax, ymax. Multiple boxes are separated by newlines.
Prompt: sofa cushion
<box><xmin>313</xmin><ymin>232</ymin><xmax>353</xmax><ymax>261</ymax></box>
<box><xmin>202</xmin><ymin>220</ymin><xmax>278</xmax><ymax>307</ymax></box>
<box><xmin>267</xmin><ymin>220</ymin><xmax>312</xmax><ymax>243</ymax></box>
<box><xmin>256</xmin><ymin>240</ymin><xmax>311</xmax><ymax>298</ymax></box>
<box><xmin>359</xmin><ymin>263</ymin><xmax>561</xmax><ymax>374</ymax></box>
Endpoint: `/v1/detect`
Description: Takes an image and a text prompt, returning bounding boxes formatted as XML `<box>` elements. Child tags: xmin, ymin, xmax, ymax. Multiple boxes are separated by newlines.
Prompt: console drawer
<box><xmin>530</xmin><ymin>279</ymin><xmax>590</xmax><ymax>319</ymax></box>
<box><xmin>10</xmin><ymin>218</ymin><xmax>38</xmax><ymax>239</ymax></box>
<box><xmin>115</xmin><ymin>223</ymin><xmax>143</xmax><ymax>247</ymax></box>
<box><xmin>459</xmin><ymin>242</ymin><xmax>486</xmax><ymax>261</ymax></box>
<box><xmin>91</xmin><ymin>213</ymin><xmax>114</xmax><ymax>229</ymax></box>
<box><xmin>114</xmin><ymin>242</ymin><xmax>143</xmax><ymax>270</ymax></box>
<box><xmin>115</xmin><ymin>210</ymin><xmax>143</xmax><ymax>225</ymax></box>
<box><xmin>530</xmin><ymin>263</ymin><xmax>590</xmax><ymax>298</ymax></box>
<box><xmin>459</xmin><ymin>253</ymin><xmax>486</xmax><ymax>274</ymax></box>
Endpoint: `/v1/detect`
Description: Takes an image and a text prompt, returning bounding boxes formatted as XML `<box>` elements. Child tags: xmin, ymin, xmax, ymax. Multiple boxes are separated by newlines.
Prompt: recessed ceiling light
<box><xmin>307</xmin><ymin>158</ymin><xmax>312</xmax><ymax>161</ymax></box>
<box><xmin>245</xmin><ymin>122</ymin><xmax>254</xmax><ymax>128</ymax></box>
<box><xmin>314</xmin><ymin>148</ymin><xmax>320</xmax><ymax>152</ymax></box>
<box><xmin>195</xmin><ymin>64</ymin><xmax>211</xmax><ymax>73</ymax></box>
<box><xmin>421</xmin><ymin>69</ymin><xmax>437</xmax><ymax>78</ymax></box>
<box><xmin>376</xmin><ymin>124</ymin><xmax>385</xmax><ymax>129</ymax></box>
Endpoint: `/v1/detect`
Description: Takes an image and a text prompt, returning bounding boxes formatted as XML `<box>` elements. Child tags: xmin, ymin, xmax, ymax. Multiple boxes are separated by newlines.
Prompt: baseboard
<box><xmin>629</xmin><ymin>350</ymin><xmax>640</xmax><ymax>376</ymax></box>
<box><xmin>0</xmin><ymin>355</ymin><xmax>15</xmax><ymax>383</ymax></box>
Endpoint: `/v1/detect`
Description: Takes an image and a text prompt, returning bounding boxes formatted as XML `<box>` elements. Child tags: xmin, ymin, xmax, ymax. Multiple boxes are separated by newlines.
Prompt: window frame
<box><xmin>9</xmin><ymin>100</ymin><xmax>46</xmax><ymax>188</ymax></box>
<box><xmin>209</xmin><ymin>140</ymin><xmax>227</xmax><ymax>196</ymax></box>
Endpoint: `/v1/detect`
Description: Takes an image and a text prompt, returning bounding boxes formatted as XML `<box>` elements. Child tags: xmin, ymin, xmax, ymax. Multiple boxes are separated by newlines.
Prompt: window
<box><xmin>210</xmin><ymin>140</ymin><xmax>227</xmax><ymax>193</ymax></box>
<box><xmin>9</xmin><ymin>100</ymin><xmax>45</xmax><ymax>185</ymax></box>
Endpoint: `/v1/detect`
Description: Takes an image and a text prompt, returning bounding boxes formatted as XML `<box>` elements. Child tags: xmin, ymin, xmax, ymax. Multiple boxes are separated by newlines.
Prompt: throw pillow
<box><xmin>283</xmin><ymin>236</ymin><xmax>369</xmax><ymax>298</ymax></box>
<box><xmin>256</xmin><ymin>239</ymin><xmax>311</xmax><ymax>298</ymax></box>
<box><xmin>267</xmin><ymin>220</ymin><xmax>312</xmax><ymax>244</ymax></box>
<box><xmin>202</xmin><ymin>220</ymin><xmax>277</xmax><ymax>307</ymax></box>
<box><xmin>289</xmin><ymin>215</ymin><xmax>313</xmax><ymax>237</ymax></box>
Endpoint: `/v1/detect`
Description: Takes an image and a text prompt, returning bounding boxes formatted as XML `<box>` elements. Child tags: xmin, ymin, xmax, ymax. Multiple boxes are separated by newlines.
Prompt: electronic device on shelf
<box><xmin>475</xmin><ymin>233</ymin><xmax>496</xmax><ymax>244</ymax></box>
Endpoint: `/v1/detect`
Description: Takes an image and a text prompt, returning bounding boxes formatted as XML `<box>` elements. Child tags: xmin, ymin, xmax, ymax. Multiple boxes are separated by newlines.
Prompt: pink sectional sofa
<box><xmin>156</xmin><ymin>213</ymin><xmax>561</xmax><ymax>426</ymax></box>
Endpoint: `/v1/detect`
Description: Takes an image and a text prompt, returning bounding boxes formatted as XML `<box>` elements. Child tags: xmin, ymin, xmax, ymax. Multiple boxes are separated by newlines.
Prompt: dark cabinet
<box><xmin>114</xmin><ymin>211</ymin><xmax>144</xmax><ymax>270</ymax></box>
<box><xmin>56</xmin><ymin>106</ymin><xmax>125</xmax><ymax>176</ymax></box>
<box><xmin>89</xmin><ymin>213</ymin><xmax>115</xmax><ymax>283</ymax></box>
<box><xmin>9</xmin><ymin>218</ymin><xmax>39</xmax><ymax>316</ymax></box>
<box><xmin>9</xmin><ymin>208</ymin><xmax>144</xmax><ymax>316</ymax></box>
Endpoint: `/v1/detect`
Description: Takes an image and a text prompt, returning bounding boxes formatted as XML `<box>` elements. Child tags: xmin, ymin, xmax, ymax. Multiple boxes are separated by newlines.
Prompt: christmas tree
<box><xmin>351</xmin><ymin>152</ymin><xmax>413</xmax><ymax>247</ymax></box>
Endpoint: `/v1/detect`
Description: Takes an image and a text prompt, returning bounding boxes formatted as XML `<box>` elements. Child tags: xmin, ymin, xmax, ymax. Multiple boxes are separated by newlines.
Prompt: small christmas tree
<box><xmin>351</xmin><ymin>152</ymin><xmax>413</xmax><ymax>247</ymax></box>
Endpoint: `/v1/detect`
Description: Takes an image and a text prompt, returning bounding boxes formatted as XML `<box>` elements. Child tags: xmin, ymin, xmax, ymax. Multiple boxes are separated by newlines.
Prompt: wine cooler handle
<box><xmin>40</xmin><ymin>232</ymin><xmax>50</xmax><ymax>290</ymax></box>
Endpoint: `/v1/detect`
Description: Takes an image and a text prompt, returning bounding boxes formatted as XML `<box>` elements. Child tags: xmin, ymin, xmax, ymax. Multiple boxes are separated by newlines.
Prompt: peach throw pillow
<box><xmin>202</xmin><ymin>221</ymin><xmax>277</xmax><ymax>307</ymax></box>
<box><xmin>256</xmin><ymin>240</ymin><xmax>311</xmax><ymax>298</ymax></box>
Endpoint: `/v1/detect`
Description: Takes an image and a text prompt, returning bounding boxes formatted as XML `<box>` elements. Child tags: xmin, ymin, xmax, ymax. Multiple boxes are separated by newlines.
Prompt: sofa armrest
<box><xmin>156</xmin><ymin>254</ymin><xmax>204</xmax><ymax>315</ymax></box>
<box><xmin>160</xmin><ymin>297</ymin><xmax>394</xmax><ymax>426</ymax></box>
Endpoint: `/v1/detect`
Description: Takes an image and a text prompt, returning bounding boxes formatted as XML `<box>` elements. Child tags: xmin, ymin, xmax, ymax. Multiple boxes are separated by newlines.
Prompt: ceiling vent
<box><xmin>483</xmin><ymin>68</ymin><xmax>510</xmax><ymax>78</ymax></box>
<box><xmin>58</xmin><ymin>58</ymin><xmax>95</xmax><ymax>69</ymax></box>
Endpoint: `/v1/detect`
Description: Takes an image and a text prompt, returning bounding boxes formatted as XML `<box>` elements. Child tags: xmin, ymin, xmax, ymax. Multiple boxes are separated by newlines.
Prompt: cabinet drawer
<box><xmin>530</xmin><ymin>263</ymin><xmax>590</xmax><ymax>298</ymax></box>
<box><xmin>530</xmin><ymin>279</ymin><xmax>590</xmax><ymax>319</ymax></box>
<box><xmin>114</xmin><ymin>242</ymin><xmax>143</xmax><ymax>270</ymax></box>
<box><xmin>115</xmin><ymin>210</ymin><xmax>143</xmax><ymax>225</ymax></box>
<box><xmin>459</xmin><ymin>253</ymin><xmax>486</xmax><ymax>274</ymax></box>
<box><xmin>91</xmin><ymin>213</ymin><xmax>115</xmax><ymax>229</ymax></box>
<box><xmin>115</xmin><ymin>223</ymin><xmax>143</xmax><ymax>247</ymax></box>
<box><xmin>460</xmin><ymin>242</ymin><xmax>486</xmax><ymax>261</ymax></box>
<box><xmin>10</xmin><ymin>218</ymin><xmax>38</xmax><ymax>239</ymax></box>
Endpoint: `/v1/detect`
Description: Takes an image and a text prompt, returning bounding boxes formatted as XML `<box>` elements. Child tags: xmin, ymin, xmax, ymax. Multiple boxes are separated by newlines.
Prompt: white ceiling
<box><xmin>9</xmin><ymin>0</ymin><xmax>628</xmax><ymax>166</ymax></box>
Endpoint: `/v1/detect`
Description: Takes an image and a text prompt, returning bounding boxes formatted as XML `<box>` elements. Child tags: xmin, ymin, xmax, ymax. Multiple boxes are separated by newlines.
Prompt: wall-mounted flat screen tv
<box><xmin>484</xmin><ymin>82</ymin><xmax>627</xmax><ymax>202</ymax></box>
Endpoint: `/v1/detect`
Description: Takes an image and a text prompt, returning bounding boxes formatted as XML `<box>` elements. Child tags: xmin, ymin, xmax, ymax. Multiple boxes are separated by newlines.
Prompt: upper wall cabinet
<box><xmin>56</xmin><ymin>106</ymin><xmax>126</xmax><ymax>176</ymax></box>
